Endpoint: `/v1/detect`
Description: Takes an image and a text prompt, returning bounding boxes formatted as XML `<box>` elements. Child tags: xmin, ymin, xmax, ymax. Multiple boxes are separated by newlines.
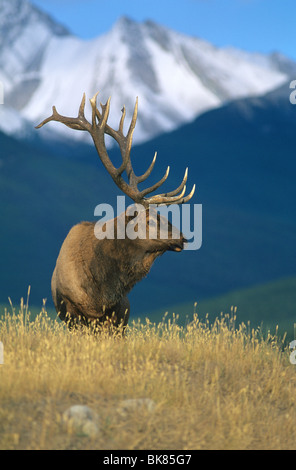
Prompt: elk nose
<box><xmin>181</xmin><ymin>235</ymin><xmax>188</xmax><ymax>245</ymax></box>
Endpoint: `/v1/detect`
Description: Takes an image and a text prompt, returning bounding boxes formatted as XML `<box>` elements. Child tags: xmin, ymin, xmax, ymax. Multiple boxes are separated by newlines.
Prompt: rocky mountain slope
<box><xmin>0</xmin><ymin>0</ymin><xmax>295</xmax><ymax>145</ymax></box>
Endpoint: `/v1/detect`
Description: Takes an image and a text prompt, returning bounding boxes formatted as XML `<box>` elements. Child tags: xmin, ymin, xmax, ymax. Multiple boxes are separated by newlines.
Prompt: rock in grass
<box><xmin>117</xmin><ymin>398</ymin><xmax>156</xmax><ymax>417</ymax></box>
<box><xmin>62</xmin><ymin>405</ymin><xmax>99</xmax><ymax>437</ymax></box>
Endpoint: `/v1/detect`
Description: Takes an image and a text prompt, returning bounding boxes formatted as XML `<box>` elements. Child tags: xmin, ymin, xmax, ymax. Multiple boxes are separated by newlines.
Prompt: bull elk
<box><xmin>36</xmin><ymin>92</ymin><xmax>195</xmax><ymax>332</ymax></box>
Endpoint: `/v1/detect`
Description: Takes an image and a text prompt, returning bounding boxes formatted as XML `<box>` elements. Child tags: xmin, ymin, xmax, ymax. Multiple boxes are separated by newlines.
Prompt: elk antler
<box><xmin>36</xmin><ymin>92</ymin><xmax>195</xmax><ymax>206</ymax></box>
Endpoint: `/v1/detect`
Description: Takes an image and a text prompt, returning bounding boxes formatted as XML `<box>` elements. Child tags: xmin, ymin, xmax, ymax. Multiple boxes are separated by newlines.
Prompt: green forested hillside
<box><xmin>145</xmin><ymin>277</ymin><xmax>296</xmax><ymax>341</ymax></box>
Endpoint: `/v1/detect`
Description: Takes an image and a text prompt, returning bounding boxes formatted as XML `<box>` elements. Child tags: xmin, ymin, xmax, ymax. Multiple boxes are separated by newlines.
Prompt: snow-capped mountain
<box><xmin>0</xmin><ymin>0</ymin><xmax>295</xmax><ymax>145</ymax></box>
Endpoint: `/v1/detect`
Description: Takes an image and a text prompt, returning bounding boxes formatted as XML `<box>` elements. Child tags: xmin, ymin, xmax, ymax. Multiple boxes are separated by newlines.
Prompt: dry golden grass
<box><xmin>1</xmin><ymin>299</ymin><xmax>296</xmax><ymax>450</ymax></box>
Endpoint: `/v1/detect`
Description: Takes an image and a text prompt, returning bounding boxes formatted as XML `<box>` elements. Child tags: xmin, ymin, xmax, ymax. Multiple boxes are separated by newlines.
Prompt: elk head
<box><xmin>36</xmin><ymin>93</ymin><xmax>195</xmax><ymax>332</ymax></box>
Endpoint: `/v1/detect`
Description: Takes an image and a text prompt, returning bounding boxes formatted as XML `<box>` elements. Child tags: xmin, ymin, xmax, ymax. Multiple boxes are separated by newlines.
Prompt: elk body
<box><xmin>36</xmin><ymin>93</ymin><xmax>195</xmax><ymax>331</ymax></box>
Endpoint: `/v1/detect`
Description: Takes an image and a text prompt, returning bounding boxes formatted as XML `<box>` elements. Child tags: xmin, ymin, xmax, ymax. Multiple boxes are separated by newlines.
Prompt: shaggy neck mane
<box><xmin>91</xmin><ymin>237</ymin><xmax>159</xmax><ymax>310</ymax></box>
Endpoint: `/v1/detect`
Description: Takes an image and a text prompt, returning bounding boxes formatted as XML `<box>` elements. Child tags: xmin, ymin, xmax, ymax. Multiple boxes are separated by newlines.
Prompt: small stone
<box><xmin>62</xmin><ymin>405</ymin><xmax>99</xmax><ymax>437</ymax></box>
<box><xmin>81</xmin><ymin>420</ymin><xmax>99</xmax><ymax>438</ymax></box>
<box><xmin>117</xmin><ymin>398</ymin><xmax>156</xmax><ymax>417</ymax></box>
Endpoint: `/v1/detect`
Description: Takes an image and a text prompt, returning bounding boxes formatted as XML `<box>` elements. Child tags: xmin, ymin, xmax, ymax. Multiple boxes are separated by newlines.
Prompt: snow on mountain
<box><xmin>0</xmin><ymin>0</ymin><xmax>294</xmax><ymax>145</ymax></box>
<box><xmin>0</xmin><ymin>0</ymin><xmax>69</xmax><ymax>93</ymax></box>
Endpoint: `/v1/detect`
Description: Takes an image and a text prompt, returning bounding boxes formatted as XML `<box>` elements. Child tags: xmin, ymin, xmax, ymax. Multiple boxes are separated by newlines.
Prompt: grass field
<box><xmin>1</xmin><ymin>298</ymin><xmax>296</xmax><ymax>450</ymax></box>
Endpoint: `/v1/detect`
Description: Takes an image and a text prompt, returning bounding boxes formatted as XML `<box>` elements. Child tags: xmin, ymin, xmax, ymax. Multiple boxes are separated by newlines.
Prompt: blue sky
<box><xmin>31</xmin><ymin>0</ymin><xmax>295</xmax><ymax>60</ymax></box>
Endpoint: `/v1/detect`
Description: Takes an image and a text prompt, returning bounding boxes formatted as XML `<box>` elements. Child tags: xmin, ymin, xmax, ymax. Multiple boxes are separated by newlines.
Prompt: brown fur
<box><xmin>51</xmin><ymin>207</ymin><xmax>186</xmax><ymax>332</ymax></box>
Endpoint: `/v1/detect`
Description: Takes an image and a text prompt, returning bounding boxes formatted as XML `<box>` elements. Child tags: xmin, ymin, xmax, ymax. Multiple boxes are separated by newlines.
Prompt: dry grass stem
<box><xmin>0</xmin><ymin>302</ymin><xmax>295</xmax><ymax>450</ymax></box>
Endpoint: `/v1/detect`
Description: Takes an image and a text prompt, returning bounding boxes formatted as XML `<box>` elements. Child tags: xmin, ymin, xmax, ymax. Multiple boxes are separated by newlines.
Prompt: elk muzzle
<box><xmin>168</xmin><ymin>235</ymin><xmax>187</xmax><ymax>252</ymax></box>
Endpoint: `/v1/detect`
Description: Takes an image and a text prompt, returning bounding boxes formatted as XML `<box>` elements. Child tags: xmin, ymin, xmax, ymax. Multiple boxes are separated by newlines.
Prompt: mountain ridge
<box><xmin>0</xmin><ymin>0</ymin><xmax>295</xmax><ymax>145</ymax></box>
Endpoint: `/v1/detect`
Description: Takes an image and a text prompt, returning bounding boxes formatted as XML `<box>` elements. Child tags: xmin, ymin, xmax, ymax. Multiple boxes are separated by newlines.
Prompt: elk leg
<box><xmin>116</xmin><ymin>296</ymin><xmax>130</xmax><ymax>332</ymax></box>
<box><xmin>54</xmin><ymin>292</ymin><xmax>83</xmax><ymax>329</ymax></box>
<box><xmin>99</xmin><ymin>296</ymin><xmax>130</xmax><ymax>335</ymax></box>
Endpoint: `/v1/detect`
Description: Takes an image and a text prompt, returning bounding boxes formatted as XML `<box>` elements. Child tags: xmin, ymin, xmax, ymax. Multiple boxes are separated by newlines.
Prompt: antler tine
<box><xmin>182</xmin><ymin>184</ymin><xmax>196</xmax><ymax>204</ymax></box>
<box><xmin>35</xmin><ymin>95</ymin><xmax>91</xmax><ymax>132</ymax></box>
<box><xmin>153</xmin><ymin>167</ymin><xmax>188</xmax><ymax>199</ymax></box>
<box><xmin>87</xmin><ymin>94</ymin><xmax>139</xmax><ymax>199</ymax></box>
<box><xmin>89</xmin><ymin>91</ymin><xmax>100</xmax><ymax>128</ymax></box>
<box><xmin>91</xmin><ymin>93</ymin><xmax>122</xmax><ymax>142</ymax></box>
<box><xmin>136</xmin><ymin>152</ymin><xmax>157</xmax><ymax>184</ymax></box>
<box><xmin>148</xmin><ymin>183</ymin><xmax>196</xmax><ymax>206</ymax></box>
<box><xmin>174</xmin><ymin>184</ymin><xmax>196</xmax><ymax>204</ymax></box>
<box><xmin>119</xmin><ymin>106</ymin><xmax>126</xmax><ymax>134</ymax></box>
<box><xmin>139</xmin><ymin>166</ymin><xmax>170</xmax><ymax>198</ymax></box>
<box><xmin>99</xmin><ymin>97</ymin><xmax>111</xmax><ymax>130</ymax></box>
<box><xmin>89</xmin><ymin>92</ymin><xmax>112</xmax><ymax>132</ymax></box>
<box><xmin>176</xmin><ymin>184</ymin><xmax>196</xmax><ymax>204</ymax></box>
<box><xmin>166</xmin><ymin>167</ymin><xmax>188</xmax><ymax>197</ymax></box>
<box><xmin>148</xmin><ymin>185</ymin><xmax>187</xmax><ymax>204</ymax></box>
<box><xmin>126</xmin><ymin>97</ymin><xmax>138</xmax><ymax>146</ymax></box>
<box><xmin>36</xmin><ymin>92</ymin><xmax>195</xmax><ymax>207</ymax></box>
<box><xmin>78</xmin><ymin>92</ymin><xmax>87</xmax><ymax>119</ymax></box>
<box><xmin>89</xmin><ymin>93</ymin><xmax>132</xmax><ymax>179</ymax></box>
<box><xmin>35</xmin><ymin>108</ymin><xmax>57</xmax><ymax>129</ymax></box>
<box><xmin>119</xmin><ymin>97</ymin><xmax>138</xmax><ymax>181</ymax></box>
